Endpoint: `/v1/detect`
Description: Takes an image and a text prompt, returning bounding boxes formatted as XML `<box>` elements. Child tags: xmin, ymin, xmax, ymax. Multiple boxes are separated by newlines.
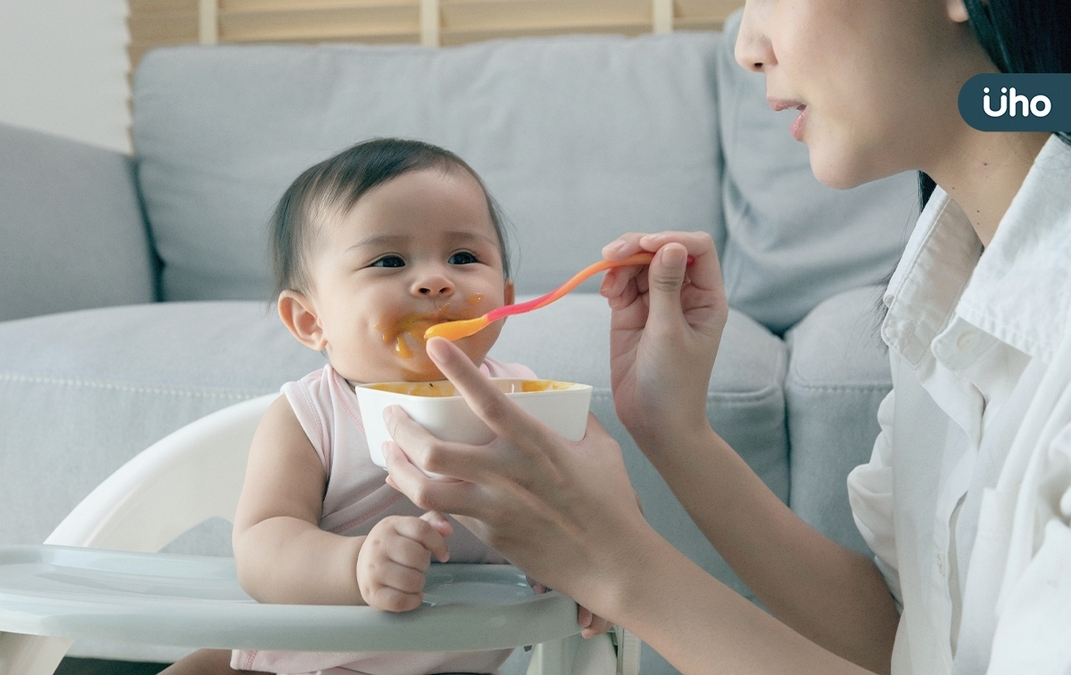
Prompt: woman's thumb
<box><xmin>647</xmin><ymin>244</ymin><xmax>689</xmax><ymax>321</ymax></box>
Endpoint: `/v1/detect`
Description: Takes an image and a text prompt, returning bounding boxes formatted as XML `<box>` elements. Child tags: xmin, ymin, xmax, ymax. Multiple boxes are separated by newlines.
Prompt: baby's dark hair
<box><xmin>270</xmin><ymin>138</ymin><xmax>511</xmax><ymax>298</ymax></box>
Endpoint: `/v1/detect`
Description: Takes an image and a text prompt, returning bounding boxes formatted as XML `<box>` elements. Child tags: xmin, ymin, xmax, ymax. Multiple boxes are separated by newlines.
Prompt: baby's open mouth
<box><xmin>377</xmin><ymin>309</ymin><xmax>476</xmax><ymax>358</ymax></box>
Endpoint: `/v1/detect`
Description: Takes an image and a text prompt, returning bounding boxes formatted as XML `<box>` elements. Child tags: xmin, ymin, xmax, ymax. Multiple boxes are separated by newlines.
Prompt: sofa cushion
<box><xmin>0</xmin><ymin>123</ymin><xmax>155</xmax><ymax>322</ymax></box>
<box><xmin>784</xmin><ymin>285</ymin><xmax>893</xmax><ymax>553</ymax></box>
<box><xmin>133</xmin><ymin>33</ymin><xmax>725</xmax><ymax>303</ymax></box>
<box><xmin>713</xmin><ymin>12</ymin><xmax>919</xmax><ymax>334</ymax></box>
<box><xmin>0</xmin><ymin>302</ymin><xmax>327</xmax><ymax>549</ymax></box>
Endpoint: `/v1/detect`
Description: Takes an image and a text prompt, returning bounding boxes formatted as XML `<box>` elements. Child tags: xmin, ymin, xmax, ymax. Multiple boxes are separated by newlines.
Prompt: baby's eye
<box><xmin>370</xmin><ymin>255</ymin><xmax>405</xmax><ymax>268</ymax></box>
<box><xmin>448</xmin><ymin>251</ymin><xmax>479</xmax><ymax>265</ymax></box>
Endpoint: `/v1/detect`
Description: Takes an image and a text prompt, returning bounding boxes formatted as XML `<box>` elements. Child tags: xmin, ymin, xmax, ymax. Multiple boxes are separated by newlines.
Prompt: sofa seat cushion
<box><xmin>0</xmin><ymin>301</ymin><xmax>327</xmax><ymax>550</ymax></box>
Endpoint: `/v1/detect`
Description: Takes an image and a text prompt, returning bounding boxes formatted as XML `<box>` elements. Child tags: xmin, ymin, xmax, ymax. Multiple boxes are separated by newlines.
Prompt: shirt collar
<box><xmin>883</xmin><ymin>135</ymin><xmax>1071</xmax><ymax>366</ymax></box>
<box><xmin>955</xmin><ymin>135</ymin><xmax>1071</xmax><ymax>364</ymax></box>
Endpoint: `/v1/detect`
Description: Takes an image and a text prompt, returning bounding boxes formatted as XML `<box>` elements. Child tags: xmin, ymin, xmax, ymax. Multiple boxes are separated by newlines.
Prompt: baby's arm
<box><xmin>231</xmin><ymin>395</ymin><xmax>448</xmax><ymax>608</ymax></box>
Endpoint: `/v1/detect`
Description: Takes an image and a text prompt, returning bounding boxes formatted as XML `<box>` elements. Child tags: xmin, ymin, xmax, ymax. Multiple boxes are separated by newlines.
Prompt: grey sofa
<box><xmin>0</xmin><ymin>12</ymin><xmax>918</xmax><ymax>673</ymax></box>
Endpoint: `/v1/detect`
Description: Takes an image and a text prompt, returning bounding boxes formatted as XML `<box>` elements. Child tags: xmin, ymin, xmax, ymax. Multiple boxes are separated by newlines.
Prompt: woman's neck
<box><xmin>927</xmin><ymin>131</ymin><xmax>1050</xmax><ymax>247</ymax></box>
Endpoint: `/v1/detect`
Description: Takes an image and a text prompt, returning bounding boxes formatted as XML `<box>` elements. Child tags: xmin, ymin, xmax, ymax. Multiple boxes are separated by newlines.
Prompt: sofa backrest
<box><xmin>713</xmin><ymin>13</ymin><xmax>918</xmax><ymax>333</ymax></box>
<box><xmin>132</xmin><ymin>15</ymin><xmax>919</xmax><ymax>333</ymax></box>
<box><xmin>133</xmin><ymin>32</ymin><xmax>725</xmax><ymax>304</ymax></box>
<box><xmin>0</xmin><ymin>123</ymin><xmax>155</xmax><ymax>323</ymax></box>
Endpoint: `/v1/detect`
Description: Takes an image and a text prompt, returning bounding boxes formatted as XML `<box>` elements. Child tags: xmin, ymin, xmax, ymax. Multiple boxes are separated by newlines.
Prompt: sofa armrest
<box><xmin>784</xmin><ymin>285</ymin><xmax>892</xmax><ymax>554</ymax></box>
<box><xmin>0</xmin><ymin>123</ymin><xmax>156</xmax><ymax>322</ymax></box>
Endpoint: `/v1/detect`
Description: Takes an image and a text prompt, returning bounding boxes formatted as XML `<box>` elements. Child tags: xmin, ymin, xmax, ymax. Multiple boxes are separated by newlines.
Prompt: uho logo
<box><xmin>959</xmin><ymin>74</ymin><xmax>1071</xmax><ymax>132</ymax></box>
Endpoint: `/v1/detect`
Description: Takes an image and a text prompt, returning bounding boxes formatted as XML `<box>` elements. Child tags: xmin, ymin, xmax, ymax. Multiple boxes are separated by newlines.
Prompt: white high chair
<box><xmin>0</xmin><ymin>394</ymin><xmax>639</xmax><ymax>675</ymax></box>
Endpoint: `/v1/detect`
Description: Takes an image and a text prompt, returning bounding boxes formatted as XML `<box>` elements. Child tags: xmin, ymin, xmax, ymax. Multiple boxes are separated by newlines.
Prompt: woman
<box><xmin>383</xmin><ymin>0</ymin><xmax>1071</xmax><ymax>673</ymax></box>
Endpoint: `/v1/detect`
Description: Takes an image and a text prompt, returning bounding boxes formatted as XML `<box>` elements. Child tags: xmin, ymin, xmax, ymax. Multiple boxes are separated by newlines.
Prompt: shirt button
<box><xmin>956</xmin><ymin>331</ymin><xmax>980</xmax><ymax>351</ymax></box>
<box><xmin>936</xmin><ymin>553</ymin><xmax>946</xmax><ymax>576</ymax></box>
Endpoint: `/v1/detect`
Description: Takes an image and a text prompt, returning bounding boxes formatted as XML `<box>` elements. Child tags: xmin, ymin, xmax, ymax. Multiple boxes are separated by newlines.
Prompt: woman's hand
<box><xmin>599</xmin><ymin>232</ymin><xmax>728</xmax><ymax>452</ymax></box>
<box><xmin>529</xmin><ymin>577</ymin><xmax>614</xmax><ymax>638</ymax></box>
<box><xmin>382</xmin><ymin>337</ymin><xmax>652</xmax><ymax>615</ymax></box>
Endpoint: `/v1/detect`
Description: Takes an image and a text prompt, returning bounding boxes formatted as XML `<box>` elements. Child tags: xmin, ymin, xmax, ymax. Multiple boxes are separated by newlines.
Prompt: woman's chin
<box><xmin>806</xmin><ymin>132</ymin><xmax>902</xmax><ymax>190</ymax></box>
<box><xmin>808</xmin><ymin>150</ymin><xmax>880</xmax><ymax>191</ymax></box>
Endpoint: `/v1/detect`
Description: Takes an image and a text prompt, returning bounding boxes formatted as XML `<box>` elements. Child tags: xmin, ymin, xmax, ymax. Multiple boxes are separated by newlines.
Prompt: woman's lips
<box><xmin>768</xmin><ymin>98</ymin><xmax>808</xmax><ymax>142</ymax></box>
<box><xmin>789</xmin><ymin>106</ymin><xmax>808</xmax><ymax>141</ymax></box>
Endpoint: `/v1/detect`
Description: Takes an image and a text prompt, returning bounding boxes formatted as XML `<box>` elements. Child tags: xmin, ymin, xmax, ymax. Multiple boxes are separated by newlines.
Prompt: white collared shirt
<box><xmin>847</xmin><ymin>135</ymin><xmax>1071</xmax><ymax>675</ymax></box>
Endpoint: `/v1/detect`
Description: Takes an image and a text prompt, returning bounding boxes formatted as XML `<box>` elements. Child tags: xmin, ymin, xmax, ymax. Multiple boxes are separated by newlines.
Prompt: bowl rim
<box><xmin>354</xmin><ymin>378</ymin><xmax>592</xmax><ymax>400</ymax></box>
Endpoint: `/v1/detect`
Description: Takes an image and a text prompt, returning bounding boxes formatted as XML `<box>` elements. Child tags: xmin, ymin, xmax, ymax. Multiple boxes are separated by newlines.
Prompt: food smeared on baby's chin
<box><xmin>375</xmin><ymin>314</ymin><xmax>433</xmax><ymax>359</ymax></box>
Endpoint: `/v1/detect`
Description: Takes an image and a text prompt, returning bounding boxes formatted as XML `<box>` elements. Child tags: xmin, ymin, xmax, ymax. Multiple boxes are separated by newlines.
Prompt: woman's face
<box><xmin>735</xmin><ymin>0</ymin><xmax>991</xmax><ymax>188</ymax></box>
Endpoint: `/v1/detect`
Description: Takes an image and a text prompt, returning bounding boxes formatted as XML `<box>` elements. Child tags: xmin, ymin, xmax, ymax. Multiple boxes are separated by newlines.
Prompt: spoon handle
<box><xmin>424</xmin><ymin>251</ymin><xmax>678</xmax><ymax>342</ymax></box>
<box><xmin>483</xmin><ymin>252</ymin><xmax>656</xmax><ymax>323</ymax></box>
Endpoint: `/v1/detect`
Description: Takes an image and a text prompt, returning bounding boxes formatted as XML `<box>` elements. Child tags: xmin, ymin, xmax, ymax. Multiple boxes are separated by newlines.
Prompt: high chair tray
<box><xmin>0</xmin><ymin>545</ymin><xmax>579</xmax><ymax>651</ymax></box>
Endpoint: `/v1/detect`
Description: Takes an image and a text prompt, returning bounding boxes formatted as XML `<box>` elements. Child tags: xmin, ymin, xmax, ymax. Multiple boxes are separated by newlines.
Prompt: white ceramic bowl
<box><xmin>354</xmin><ymin>378</ymin><xmax>593</xmax><ymax>469</ymax></box>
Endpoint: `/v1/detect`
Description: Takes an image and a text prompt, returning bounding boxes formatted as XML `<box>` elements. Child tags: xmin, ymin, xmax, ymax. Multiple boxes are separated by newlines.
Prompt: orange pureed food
<box><xmin>376</xmin><ymin>294</ymin><xmax>489</xmax><ymax>358</ymax></box>
<box><xmin>374</xmin><ymin>315</ymin><xmax>435</xmax><ymax>358</ymax></box>
<box><xmin>367</xmin><ymin>379</ymin><xmax>578</xmax><ymax>397</ymax></box>
<box><xmin>366</xmin><ymin>381</ymin><xmax>455</xmax><ymax>397</ymax></box>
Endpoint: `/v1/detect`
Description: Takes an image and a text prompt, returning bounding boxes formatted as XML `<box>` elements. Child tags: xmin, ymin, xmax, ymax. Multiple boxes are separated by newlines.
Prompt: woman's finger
<box><xmin>424</xmin><ymin>337</ymin><xmax>550</xmax><ymax>445</ymax></box>
<box><xmin>600</xmin><ymin>232</ymin><xmax>649</xmax><ymax>261</ymax></box>
<box><xmin>578</xmin><ymin>605</ymin><xmax>593</xmax><ymax>628</ymax></box>
<box><xmin>382</xmin><ymin>440</ymin><xmax>480</xmax><ymax>516</ymax></box>
<box><xmin>382</xmin><ymin>401</ymin><xmax>488</xmax><ymax>481</ymax></box>
<box><xmin>393</xmin><ymin>513</ymin><xmax>452</xmax><ymax>564</ymax></box>
<box><xmin>582</xmin><ymin>614</ymin><xmax>614</xmax><ymax>638</ymax></box>
<box><xmin>419</xmin><ymin>510</ymin><xmax>454</xmax><ymax>538</ymax></box>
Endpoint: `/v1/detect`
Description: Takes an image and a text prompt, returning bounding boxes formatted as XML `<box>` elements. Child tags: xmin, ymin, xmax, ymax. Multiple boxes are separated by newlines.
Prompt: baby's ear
<box><xmin>504</xmin><ymin>279</ymin><xmax>515</xmax><ymax>306</ymax></box>
<box><xmin>278</xmin><ymin>290</ymin><xmax>327</xmax><ymax>351</ymax></box>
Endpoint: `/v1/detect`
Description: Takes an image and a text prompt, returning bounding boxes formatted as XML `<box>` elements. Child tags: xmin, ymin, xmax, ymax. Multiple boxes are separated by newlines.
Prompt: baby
<box><xmin>162</xmin><ymin>138</ymin><xmax>606</xmax><ymax>675</ymax></box>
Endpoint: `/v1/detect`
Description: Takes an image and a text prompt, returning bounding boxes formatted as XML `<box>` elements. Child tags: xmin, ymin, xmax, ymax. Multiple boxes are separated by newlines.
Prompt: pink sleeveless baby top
<box><xmin>233</xmin><ymin>357</ymin><xmax>536</xmax><ymax>675</ymax></box>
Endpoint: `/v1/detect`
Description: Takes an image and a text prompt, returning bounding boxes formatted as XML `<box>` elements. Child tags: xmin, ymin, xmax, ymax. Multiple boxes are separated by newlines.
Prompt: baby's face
<box><xmin>300</xmin><ymin>167</ymin><xmax>512</xmax><ymax>383</ymax></box>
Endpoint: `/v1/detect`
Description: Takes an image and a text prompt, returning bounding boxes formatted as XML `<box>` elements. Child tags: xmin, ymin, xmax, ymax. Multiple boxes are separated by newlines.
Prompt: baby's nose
<box><xmin>415</xmin><ymin>275</ymin><xmax>454</xmax><ymax>296</ymax></box>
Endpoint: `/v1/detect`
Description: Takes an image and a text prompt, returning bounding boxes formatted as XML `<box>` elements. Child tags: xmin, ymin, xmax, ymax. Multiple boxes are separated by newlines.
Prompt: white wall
<box><xmin>0</xmin><ymin>0</ymin><xmax>133</xmax><ymax>154</ymax></box>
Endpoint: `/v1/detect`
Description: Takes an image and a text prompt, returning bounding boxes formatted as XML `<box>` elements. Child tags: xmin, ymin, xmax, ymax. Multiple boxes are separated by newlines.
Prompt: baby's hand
<box><xmin>356</xmin><ymin>511</ymin><xmax>453</xmax><ymax>612</ymax></box>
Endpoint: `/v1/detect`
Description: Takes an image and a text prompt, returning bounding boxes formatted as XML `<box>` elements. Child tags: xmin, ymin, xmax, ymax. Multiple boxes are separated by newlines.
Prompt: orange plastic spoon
<box><xmin>425</xmin><ymin>252</ymin><xmax>661</xmax><ymax>342</ymax></box>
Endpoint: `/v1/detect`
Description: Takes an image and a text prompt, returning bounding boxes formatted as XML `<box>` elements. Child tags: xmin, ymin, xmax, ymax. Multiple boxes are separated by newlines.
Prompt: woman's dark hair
<box><xmin>270</xmin><ymin>138</ymin><xmax>511</xmax><ymax>298</ymax></box>
<box><xmin>918</xmin><ymin>0</ymin><xmax>1071</xmax><ymax>207</ymax></box>
<box><xmin>964</xmin><ymin>0</ymin><xmax>1070</xmax><ymax>80</ymax></box>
